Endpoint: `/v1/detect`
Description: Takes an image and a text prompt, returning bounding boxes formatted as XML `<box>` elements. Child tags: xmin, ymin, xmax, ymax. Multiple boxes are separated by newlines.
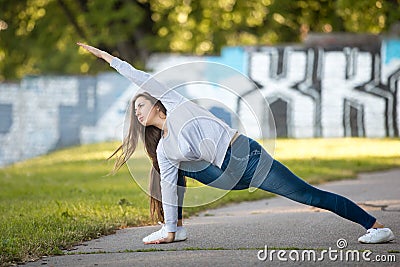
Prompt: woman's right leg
<box><xmin>258</xmin><ymin>159</ymin><xmax>377</xmax><ymax>230</ymax></box>
<box><xmin>176</xmin><ymin>154</ymin><xmax>250</xmax><ymax>219</ymax></box>
<box><xmin>177</xmin><ymin>170</ymin><xmax>186</xmax><ymax>226</ymax></box>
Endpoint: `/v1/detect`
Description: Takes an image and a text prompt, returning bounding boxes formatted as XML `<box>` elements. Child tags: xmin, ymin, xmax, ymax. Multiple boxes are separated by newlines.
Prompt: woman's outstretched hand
<box><xmin>77</xmin><ymin>42</ymin><xmax>113</xmax><ymax>64</ymax></box>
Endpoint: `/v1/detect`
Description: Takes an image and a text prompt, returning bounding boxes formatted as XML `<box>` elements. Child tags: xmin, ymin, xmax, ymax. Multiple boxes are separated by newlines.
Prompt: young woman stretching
<box><xmin>78</xmin><ymin>43</ymin><xmax>395</xmax><ymax>245</ymax></box>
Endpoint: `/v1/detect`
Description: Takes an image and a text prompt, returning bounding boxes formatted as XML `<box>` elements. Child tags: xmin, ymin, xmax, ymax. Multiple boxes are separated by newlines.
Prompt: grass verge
<box><xmin>1</xmin><ymin>138</ymin><xmax>399</xmax><ymax>265</ymax></box>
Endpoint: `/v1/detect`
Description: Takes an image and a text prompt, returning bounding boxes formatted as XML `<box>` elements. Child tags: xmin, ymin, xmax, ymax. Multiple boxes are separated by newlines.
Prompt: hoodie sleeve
<box><xmin>156</xmin><ymin>149</ymin><xmax>179</xmax><ymax>233</ymax></box>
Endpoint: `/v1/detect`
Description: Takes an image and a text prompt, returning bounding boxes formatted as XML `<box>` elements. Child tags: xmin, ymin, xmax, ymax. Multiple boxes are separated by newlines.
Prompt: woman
<box><xmin>77</xmin><ymin>43</ymin><xmax>395</xmax><ymax>245</ymax></box>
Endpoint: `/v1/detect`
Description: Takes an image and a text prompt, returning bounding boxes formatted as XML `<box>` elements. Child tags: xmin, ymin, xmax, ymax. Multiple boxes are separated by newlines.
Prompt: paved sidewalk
<box><xmin>24</xmin><ymin>169</ymin><xmax>400</xmax><ymax>266</ymax></box>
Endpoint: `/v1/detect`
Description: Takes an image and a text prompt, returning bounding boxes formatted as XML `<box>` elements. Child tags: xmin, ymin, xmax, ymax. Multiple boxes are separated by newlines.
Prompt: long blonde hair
<box><xmin>109</xmin><ymin>92</ymin><xmax>181</xmax><ymax>223</ymax></box>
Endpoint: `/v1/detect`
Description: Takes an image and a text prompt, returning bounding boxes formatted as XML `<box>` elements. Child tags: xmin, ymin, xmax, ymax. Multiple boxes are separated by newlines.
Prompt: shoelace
<box><xmin>366</xmin><ymin>228</ymin><xmax>385</xmax><ymax>236</ymax></box>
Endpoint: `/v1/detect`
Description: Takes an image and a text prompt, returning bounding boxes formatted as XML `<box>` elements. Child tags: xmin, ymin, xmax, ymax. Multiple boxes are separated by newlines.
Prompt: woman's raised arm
<box><xmin>77</xmin><ymin>42</ymin><xmax>185</xmax><ymax>112</ymax></box>
<box><xmin>77</xmin><ymin>42</ymin><xmax>114</xmax><ymax>64</ymax></box>
<box><xmin>77</xmin><ymin>42</ymin><xmax>149</xmax><ymax>85</ymax></box>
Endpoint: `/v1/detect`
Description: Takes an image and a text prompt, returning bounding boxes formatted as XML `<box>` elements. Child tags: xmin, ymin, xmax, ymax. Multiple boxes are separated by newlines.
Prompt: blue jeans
<box><xmin>177</xmin><ymin>134</ymin><xmax>376</xmax><ymax>229</ymax></box>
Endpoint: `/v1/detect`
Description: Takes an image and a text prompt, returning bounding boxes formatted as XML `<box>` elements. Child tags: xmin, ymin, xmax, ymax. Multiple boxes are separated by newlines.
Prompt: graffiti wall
<box><xmin>247</xmin><ymin>46</ymin><xmax>400</xmax><ymax>138</ymax></box>
<box><xmin>0</xmin><ymin>73</ymin><xmax>133</xmax><ymax>166</ymax></box>
<box><xmin>1</xmin><ymin>37</ymin><xmax>399</xmax><ymax>166</ymax></box>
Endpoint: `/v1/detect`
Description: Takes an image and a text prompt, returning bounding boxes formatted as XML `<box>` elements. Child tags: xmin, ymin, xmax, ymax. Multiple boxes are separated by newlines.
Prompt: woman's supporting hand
<box><xmin>144</xmin><ymin>232</ymin><xmax>176</xmax><ymax>245</ymax></box>
<box><xmin>77</xmin><ymin>42</ymin><xmax>114</xmax><ymax>64</ymax></box>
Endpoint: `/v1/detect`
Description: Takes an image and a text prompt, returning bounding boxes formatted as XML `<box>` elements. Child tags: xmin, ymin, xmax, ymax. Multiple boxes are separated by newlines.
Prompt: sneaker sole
<box><xmin>359</xmin><ymin>235</ymin><xmax>395</xmax><ymax>244</ymax></box>
<box><xmin>174</xmin><ymin>237</ymin><xmax>187</xmax><ymax>242</ymax></box>
<box><xmin>143</xmin><ymin>234</ymin><xmax>187</xmax><ymax>243</ymax></box>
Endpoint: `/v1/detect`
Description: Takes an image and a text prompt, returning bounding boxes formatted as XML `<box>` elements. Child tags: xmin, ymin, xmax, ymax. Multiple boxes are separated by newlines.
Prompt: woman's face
<box><xmin>134</xmin><ymin>96</ymin><xmax>159</xmax><ymax>126</ymax></box>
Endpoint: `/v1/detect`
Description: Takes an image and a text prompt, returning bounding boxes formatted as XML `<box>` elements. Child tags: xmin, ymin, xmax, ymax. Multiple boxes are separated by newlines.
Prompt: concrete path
<box><xmin>24</xmin><ymin>169</ymin><xmax>400</xmax><ymax>266</ymax></box>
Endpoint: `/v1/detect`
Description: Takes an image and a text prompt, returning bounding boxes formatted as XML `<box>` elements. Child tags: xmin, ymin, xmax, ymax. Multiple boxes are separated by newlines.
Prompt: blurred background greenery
<box><xmin>1</xmin><ymin>0</ymin><xmax>399</xmax><ymax>81</ymax></box>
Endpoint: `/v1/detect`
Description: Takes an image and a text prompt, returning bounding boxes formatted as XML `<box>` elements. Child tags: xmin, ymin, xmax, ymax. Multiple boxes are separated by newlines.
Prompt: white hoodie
<box><xmin>110</xmin><ymin>57</ymin><xmax>238</xmax><ymax>232</ymax></box>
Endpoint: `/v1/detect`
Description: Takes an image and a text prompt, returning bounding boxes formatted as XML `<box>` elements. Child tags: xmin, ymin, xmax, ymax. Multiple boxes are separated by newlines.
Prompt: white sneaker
<box><xmin>175</xmin><ymin>226</ymin><xmax>187</xmax><ymax>241</ymax></box>
<box><xmin>142</xmin><ymin>222</ymin><xmax>187</xmax><ymax>243</ymax></box>
<box><xmin>358</xmin><ymin>228</ymin><xmax>395</xmax><ymax>244</ymax></box>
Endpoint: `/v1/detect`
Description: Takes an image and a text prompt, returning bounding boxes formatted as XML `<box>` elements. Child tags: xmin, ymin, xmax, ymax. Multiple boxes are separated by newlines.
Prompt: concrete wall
<box><xmin>0</xmin><ymin>73</ymin><xmax>132</xmax><ymax>166</ymax></box>
<box><xmin>1</xmin><ymin>38</ymin><xmax>399</xmax><ymax>166</ymax></box>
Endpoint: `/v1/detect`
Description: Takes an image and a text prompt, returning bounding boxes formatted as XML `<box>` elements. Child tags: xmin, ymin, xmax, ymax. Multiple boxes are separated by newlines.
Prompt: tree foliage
<box><xmin>0</xmin><ymin>0</ymin><xmax>399</xmax><ymax>81</ymax></box>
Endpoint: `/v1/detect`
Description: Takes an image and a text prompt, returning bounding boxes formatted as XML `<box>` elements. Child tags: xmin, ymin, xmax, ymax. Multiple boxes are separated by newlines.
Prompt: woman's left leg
<box><xmin>258</xmin><ymin>159</ymin><xmax>377</xmax><ymax>230</ymax></box>
<box><xmin>254</xmin><ymin>155</ymin><xmax>394</xmax><ymax>243</ymax></box>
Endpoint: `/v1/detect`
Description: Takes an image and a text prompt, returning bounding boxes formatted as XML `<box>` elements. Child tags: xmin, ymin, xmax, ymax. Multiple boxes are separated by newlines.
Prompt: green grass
<box><xmin>1</xmin><ymin>138</ymin><xmax>400</xmax><ymax>266</ymax></box>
